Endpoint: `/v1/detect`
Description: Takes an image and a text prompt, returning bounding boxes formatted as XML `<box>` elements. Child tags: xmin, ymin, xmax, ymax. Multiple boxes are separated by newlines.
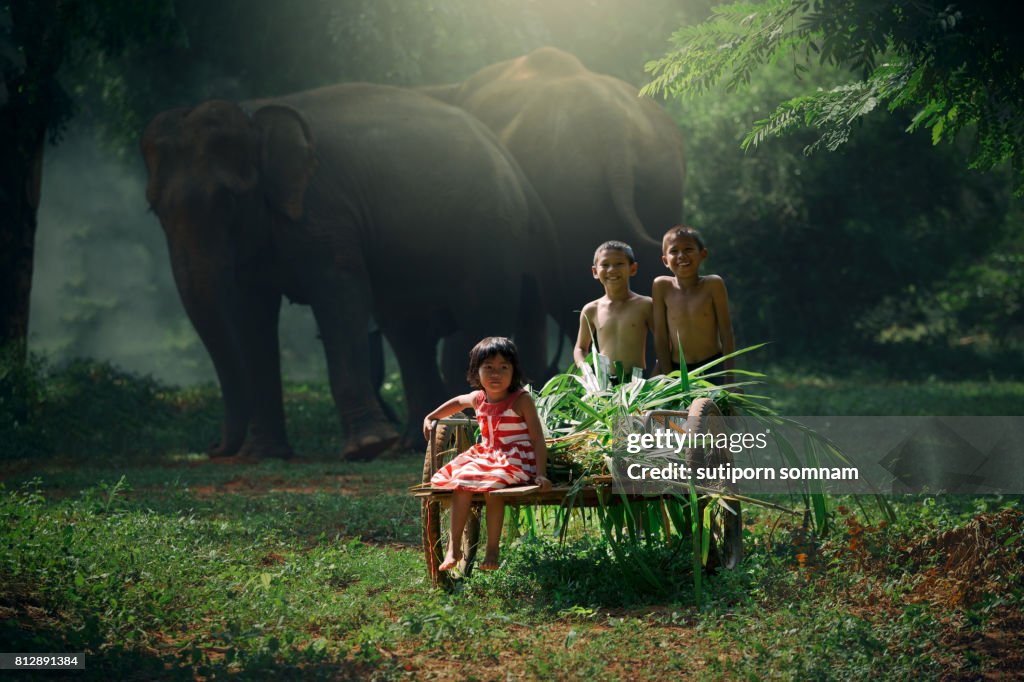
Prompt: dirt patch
<box><xmin>818</xmin><ymin>508</ymin><xmax>1024</xmax><ymax>677</ymax></box>
<box><xmin>908</xmin><ymin>509</ymin><xmax>1023</xmax><ymax>609</ymax></box>
<box><xmin>0</xmin><ymin>582</ymin><xmax>69</xmax><ymax>637</ymax></box>
<box><xmin>938</xmin><ymin>607</ymin><xmax>1024</xmax><ymax>680</ymax></box>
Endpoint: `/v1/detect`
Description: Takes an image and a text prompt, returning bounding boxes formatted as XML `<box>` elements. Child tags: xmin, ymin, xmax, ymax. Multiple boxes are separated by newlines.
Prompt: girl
<box><xmin>423</xmin><ymin>337</ymin><xmax>552</xmax><ymax>571</ymax></box>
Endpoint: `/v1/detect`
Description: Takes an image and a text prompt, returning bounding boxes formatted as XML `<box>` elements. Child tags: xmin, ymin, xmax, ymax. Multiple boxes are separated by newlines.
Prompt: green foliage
<box><xmin>474</xmin><ymin>535</ymin><xmax>696</xmax><ymax>607</ymax></box>
<box><xmin>671</xmin><ymin>53</ymin><xmax>1017</xmax><ymax>365</ymax></box>
<box><xmin>1</xmin><ymin>0</ymin><xmax>179</xmax><ymax>146</ymax></box>
<box><xmin>763</xmin><ymin>365</ymin><xmax>1024</xmax><ymax>415</ymax></box>
<box><xmin>537</xmin><ymin>350</ymin><xmax>762</xmax><ymax>476</ymax></box>
<box><xmin>46</xmin><ymin>359</ymin><xmax>177</xmax><ymax>458</ymax></box>
<box><xmin>857</xmin><ymin>226</ymin><xmax>1024</xmax><ymax>364</ymax></box>
<box><xmin>0</xmin><ymin>344</ymin><xmax>52</xmax><ymax>459</ymax></box>
<box><xmin>645</xmin><ymin>0</ymin><xmax>1024</xmax><ymax>194</ymax></box>
<box><xmin>0</xmin><ymin>351</ymin><xmax>403</xmax><ymax>461</ymax></box>
<box><xmin>0</xmin><ymin>477</ymin><xmax>423</xmax><ymax>677</ymax></box>
<box><xmin>0</xmin><ymin>351</ymin><xmax>197</xmax><ymax>460</ymax></box>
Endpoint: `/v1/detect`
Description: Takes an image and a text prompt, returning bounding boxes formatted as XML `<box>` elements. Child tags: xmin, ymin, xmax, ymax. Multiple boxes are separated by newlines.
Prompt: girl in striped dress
<box><xmin>423</xmin><ymin>337</ymin><xmax>551</xmax><ymax>571</ymax></box>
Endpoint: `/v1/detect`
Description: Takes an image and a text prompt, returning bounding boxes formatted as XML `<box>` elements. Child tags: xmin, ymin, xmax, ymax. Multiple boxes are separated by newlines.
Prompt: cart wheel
<box><xmin>684</xmin><ymin>398</ymin><xmax>743</xmax><ymax>572</ymax></box>
<box><xmin>421</xmin><ymin>423</ymin><xmax>481</xmax><ymax>588</ymax></box>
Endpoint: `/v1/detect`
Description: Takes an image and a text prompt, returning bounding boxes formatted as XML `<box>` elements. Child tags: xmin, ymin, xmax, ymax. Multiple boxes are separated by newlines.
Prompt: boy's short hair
<box><xmin>593</xmin><ymin>240</ymin><xmax>636</xmax><ymax>264</ymax></box>
<box><xmin>466</xmin><ymin>336</ymin><xmax>525</xmax><ymax>390</ymax></box>
<box><xmin>662</xmin><ymin>225</ymin><xmax>705</xmax><ymax>252</ymax></box>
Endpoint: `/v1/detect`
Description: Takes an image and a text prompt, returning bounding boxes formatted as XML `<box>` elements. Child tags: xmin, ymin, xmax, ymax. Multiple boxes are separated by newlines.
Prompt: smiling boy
<box><xmin>653</xmin><ymin>226</ymin><xmax>735</xmax><ymax>382</ymax></box>
<box><xmin>573</xmin><ymin>241</ymin><xmax>653</xmax><ymax>380</ymax></box>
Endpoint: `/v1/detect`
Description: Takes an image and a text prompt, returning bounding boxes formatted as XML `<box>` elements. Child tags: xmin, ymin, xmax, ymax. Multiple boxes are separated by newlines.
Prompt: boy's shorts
<box><xmin>672</xmin><ymin>352</ymin><xmax>724</xmax><ymax>385</ymax></box>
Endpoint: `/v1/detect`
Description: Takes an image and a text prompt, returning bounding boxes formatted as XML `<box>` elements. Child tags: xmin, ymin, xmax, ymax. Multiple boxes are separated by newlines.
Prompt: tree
<box><xmin>643</xmin><ymin>0</ymin><xmax>1024</xmax><ymax>194</ymax></box>
<box><xmin>671</xmin><ymin>58</ymin><xmax>1012</xmax><ymax>363</ymax></box>
<box><xmin>0</xmin><ymin>0</ymin><xmax>175</xmax><ymax>354</ymax></box>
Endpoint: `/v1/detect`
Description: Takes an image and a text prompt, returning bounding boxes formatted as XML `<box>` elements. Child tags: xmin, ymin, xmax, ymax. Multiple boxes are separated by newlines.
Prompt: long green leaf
<box><xmin>688</xmin><ymin>481</ymin><xmax>702</xmax><ymax>607</ymax></box>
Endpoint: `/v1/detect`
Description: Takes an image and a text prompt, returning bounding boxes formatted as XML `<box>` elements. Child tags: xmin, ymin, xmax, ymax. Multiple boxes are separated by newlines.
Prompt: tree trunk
<box><xmin>0</xmin><ymin>103</ymin><xmax>46</xmax><ymax>358</ymax></box>
<box><xmin>1</xmin><ymin>0</ymin><xmax>62</xmax><ymax>358</ymax></box>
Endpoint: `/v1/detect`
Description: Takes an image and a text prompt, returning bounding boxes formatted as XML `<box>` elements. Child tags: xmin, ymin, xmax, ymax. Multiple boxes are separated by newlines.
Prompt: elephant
<box><xmin>142</xmin><ymin>83</ymin><xmax>560</xmax><ymax>460</ymax></box>
<box><xmin>422</xmin><ymin>47</ymin><xmax>686</xmax><ymax>343</ymax></box>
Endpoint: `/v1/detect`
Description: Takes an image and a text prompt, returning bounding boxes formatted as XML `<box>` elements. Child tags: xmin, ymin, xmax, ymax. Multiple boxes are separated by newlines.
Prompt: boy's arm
<box><xmin>651</xmin><ymin>279</ymin><xmax>672</xmax><ymax>375</ymax></box>
<box><xmin>642</xmin><ymin>296</ymin><xmax>655</xmax><ymax>375</ymax></box>
<box><xmin>515</xmin><ymin>393</ymin><xmax>552</xmax><ymax>490</ymax></box>
<box><xmin>573</xmin><ymin>304</ymin><xmax>596</xmax><ymax>369</ymax></box>
<box><xmin>710</xmin><ymin>277</ymin><xmax>736</xmax><ymax>380</ymax></box>
<box><xmin>422</xmin><ymin>392</ymin><xmax>476</xmax><ymax>441</ymax></box>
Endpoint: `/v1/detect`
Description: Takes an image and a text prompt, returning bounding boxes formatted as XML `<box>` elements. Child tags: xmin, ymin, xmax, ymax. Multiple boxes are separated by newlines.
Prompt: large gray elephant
<box><xmin>423</xmin><ymin>47</ymin><xmax>686</xmax><ymax>338</ymax></box>
<box><xmin>142</xmin><ymin>84</ymin><xmax>559</xmax><ymax>459</ymax></box>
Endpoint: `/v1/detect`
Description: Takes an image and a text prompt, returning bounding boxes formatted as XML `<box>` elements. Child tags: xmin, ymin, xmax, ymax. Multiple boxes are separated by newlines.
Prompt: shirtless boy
<box><xmin>573</xmin><ymin>241</ymin><xmax>653</xmax><ymax>380</ymax></box>
<box><xmin>653</xmin><ymin>226</ymin><xmax>736</xmax><ymax>383</ymax></box>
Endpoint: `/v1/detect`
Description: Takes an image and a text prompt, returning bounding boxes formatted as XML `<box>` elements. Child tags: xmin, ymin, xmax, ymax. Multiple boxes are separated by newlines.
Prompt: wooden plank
<box><xmin>488</xmin><ymin>485</ymin><xmax>541</xmax><ymax>497</ymax></box>
<box><xmin>412</xmin><ymin>489</ymin><xmax>452</xmax><ymax>498</ymax></box>
<box><xmin>412</xmin><ymin>485</ymin><xmax>570</xmax><ymax>499</ymax></box>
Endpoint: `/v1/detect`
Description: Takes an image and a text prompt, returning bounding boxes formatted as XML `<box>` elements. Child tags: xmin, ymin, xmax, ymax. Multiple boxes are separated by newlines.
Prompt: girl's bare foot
<box><xmin>479</xmin><ymin>553</ymin><xmax>500</xmax><ymax>571</ymax></box>
<box><xmin>439</xmin><ymin>551</ymin><xmax>462</xmax><ymax>572</ymax></box>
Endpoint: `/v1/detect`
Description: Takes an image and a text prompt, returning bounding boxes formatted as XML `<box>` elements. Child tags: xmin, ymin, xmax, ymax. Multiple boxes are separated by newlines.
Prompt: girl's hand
<box><xmin>535</xmin><ymin>474</ymin><xmax>552</xmax><ymax>491</ymax></box>
<box><xmin>422</xmin><ymin>417</ymin><xmax>435</xmax><ymax>442</ymax></box>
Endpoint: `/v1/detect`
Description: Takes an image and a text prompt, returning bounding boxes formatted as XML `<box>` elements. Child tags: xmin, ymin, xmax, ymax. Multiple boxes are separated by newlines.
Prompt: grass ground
<box><xmin>1</xmin><ymin>371</ymin><xmax>1022</xmax><ymax>680</ymax></box>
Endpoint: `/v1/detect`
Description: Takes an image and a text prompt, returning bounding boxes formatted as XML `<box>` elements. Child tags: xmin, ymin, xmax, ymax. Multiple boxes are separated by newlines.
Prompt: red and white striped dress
<box><xmin>430</xmin><ymin>389</ymin><xmax>538</xmax><ymax>491</ymax></box>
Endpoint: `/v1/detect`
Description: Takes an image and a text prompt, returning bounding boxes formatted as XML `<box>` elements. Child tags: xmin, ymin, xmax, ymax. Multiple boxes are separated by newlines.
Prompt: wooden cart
<box><xmin>411</xmin><ymin>397</ymin><xmax>744</xmax><ymax>588</ymax></box>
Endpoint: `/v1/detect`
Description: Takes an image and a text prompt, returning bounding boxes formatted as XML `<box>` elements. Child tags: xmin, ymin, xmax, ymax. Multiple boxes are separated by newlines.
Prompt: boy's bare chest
<box><xmin>665</xmin><ymin>286</ymin><xmax>714</xmax><ymax>320</ymax></box>
<box><xmin>595</xmin><ymin>301</ymin><xmax>647</xmax><ymax>334</ymax></box>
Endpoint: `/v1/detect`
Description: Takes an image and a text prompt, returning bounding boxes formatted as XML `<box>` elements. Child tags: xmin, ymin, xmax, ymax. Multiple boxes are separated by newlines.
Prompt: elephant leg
<box><xmin>172</xmin><ymin>270</ymin><xmax>251</xmax><ymax>457</ymax></box>
<box><xmin>388</xmin><ymin>325</ymin><xmax>448</xmax><ymax>452</ymax></box>
<box><xmin>312</xmin><ymin>290</ymin><xmax>398</xmax><ymax>461</ymax></box>
<box><xmin>368</xmin><ymin>327</ymin><xmax>399</xmax><ymax>424</ymax></box>
<box><xmin>206</xmin><ymin>344</ymin><xmax>251</xmax><ymax>457</ymax></box>
<box><xmin>236</xmin><ymin>291</ymin><xmax>293</xmax><ymax>459</ymax></box>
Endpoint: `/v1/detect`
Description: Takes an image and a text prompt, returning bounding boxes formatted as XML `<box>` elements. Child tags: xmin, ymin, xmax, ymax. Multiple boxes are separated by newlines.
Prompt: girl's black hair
<box><xmin>466</xmin><ymin>336</ymin><xmax>525</xmax><ymax>390</ymax></box>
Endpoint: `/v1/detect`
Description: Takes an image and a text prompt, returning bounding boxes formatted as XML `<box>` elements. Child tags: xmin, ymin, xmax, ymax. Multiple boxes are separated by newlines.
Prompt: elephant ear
<box><xmin>141</xmin><ymin>107</ymin><xmax>189</xmax><ymax>209</ymax></box>
<box><xmin>252</xmin><ymin>105</ymin><xmax>316</xmax><ymax>222</ymax></box>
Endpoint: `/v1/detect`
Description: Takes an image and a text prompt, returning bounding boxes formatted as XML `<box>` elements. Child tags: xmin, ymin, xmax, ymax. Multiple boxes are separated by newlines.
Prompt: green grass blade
<box><xmin>688</xmin><ymin>481</ymin><xmax>702</xmax><ymax>607</ymax></box>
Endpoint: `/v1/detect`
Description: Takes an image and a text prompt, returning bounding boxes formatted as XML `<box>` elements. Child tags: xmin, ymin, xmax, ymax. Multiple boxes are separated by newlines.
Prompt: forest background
<box><xmin>16</xmin><ymin>0</ymin><xmax>1024</xmax><ymax>385</ymax></box>
<box><xmin>3</xmin><ymin>3</ymin><xmax>1022</xmax><ymax>675</ymax></box>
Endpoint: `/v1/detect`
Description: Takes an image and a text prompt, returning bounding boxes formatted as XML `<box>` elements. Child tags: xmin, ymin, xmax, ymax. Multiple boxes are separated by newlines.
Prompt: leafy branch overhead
<box><xmin>642</xmin><ymin>0</ymin><xmax>1024</xmax><ymax>194</ymax></box>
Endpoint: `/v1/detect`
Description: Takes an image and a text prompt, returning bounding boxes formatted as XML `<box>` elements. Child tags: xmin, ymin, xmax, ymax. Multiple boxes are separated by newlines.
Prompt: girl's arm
<box><xmin>422</xmin><ymin>392</ymin><xmax>476</xmax><ymax>441</ymax></box>
<box><xmin>514</xmin><ymin>393</ymin><xmax>552</xmax><ymax>490</ymax></box>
